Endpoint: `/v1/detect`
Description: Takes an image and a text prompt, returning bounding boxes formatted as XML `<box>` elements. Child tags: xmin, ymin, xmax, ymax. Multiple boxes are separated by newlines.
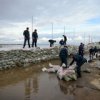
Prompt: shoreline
<box><xmin>0</xmin><ymin>42</ymin><xmax>100</xmax><ymax>71</ymax></box>
<box><xmin>0</xmin><ymin>46</ymin><xmax>78</xmax><ymax>70</ymax></box>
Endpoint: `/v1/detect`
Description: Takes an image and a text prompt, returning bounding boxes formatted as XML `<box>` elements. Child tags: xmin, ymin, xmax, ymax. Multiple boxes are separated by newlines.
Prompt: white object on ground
<box><xmin>57</xmin><ymin>65</ymin><xmax>77</xmax><ymax>81</ymax></box>
<box><xmin>42</xmin><ymin>67</ymin><xmax>47</xmax><ymax>72</ymax></box>
<box><xmin>61</xmin><ymin>63</ymin><xmax>66</xmax><ymax>68</ymax></box>
<box><xmin>42</xmin><ymin>63</ymin><xmax>77</xmax><ymax>81</ymax></box>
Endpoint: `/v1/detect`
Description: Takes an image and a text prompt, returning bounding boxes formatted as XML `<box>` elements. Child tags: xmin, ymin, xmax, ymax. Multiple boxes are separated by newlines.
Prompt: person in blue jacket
<box><xmin>69</xmin><ymin>53</ymin><xmax>87</xmax><ymax>78</ymax></box>
<box><xmin>32</xmin><ymin>29</ymin><xmax>38</xmax><ymax>47</ymax></box>
<box><xmin>59</xmin><ymin>45</ymin><xmax>68</xmax><ymax>68</ymax></box>
<box><xmin>59</xmin><ymin>39</ymin><xmax>65</xmax><ymax>46</ymax></box>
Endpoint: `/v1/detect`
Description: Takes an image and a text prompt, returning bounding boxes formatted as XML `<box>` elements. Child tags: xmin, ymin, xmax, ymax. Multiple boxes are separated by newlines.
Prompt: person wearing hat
<box><xmin>32</xmin><ymin>29</ymin><xmax>38</xmax><ymax>47</ymax></box>
<box><xmin>23</xmin><ymin>27</ymin><xmax>30</xmax><ymax>48</ymax></box>
<box><xmin>59</xmin><ymin>45</ymin><xmax>68</xmax><ymax>68</ymax></box>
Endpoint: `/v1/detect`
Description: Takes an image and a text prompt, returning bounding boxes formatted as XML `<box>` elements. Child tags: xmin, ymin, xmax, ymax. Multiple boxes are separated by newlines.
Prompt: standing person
<box><xmin>32</xmin><ymin>29</ymin><xmax>38</xmax><ymax>47</ymax></box>
<box><xmin>94</xmin><ymin>46</ymin><xmax>98</xmax><ymax>57</ymax></box>
<box><xmin>63</xmin><ymin>35</ymin><xmax>67</xmax><ymax>45</ymax></box>
<box><xmin>59</xmin><ymin>45</ymin><xmax>68</xmax><ymax>68</ymax></box>
<box><xmin>23</xmin><ymin>27</ymin><xmax>30</xmax><ymax>48</ymax></box>
<box><xmin>89</xmin><ymin>46</ymin><xmax>94</xmax><ymax>61</ymax></box>
<box><xmin>69</xmin><ymin>53</ymin><xmax>87</xmax><ymax>78</ymax></box>
<box><xmin>78</xmin><ymin>43</ymin><xmax>84</xmax><ymax>57</ymax></box>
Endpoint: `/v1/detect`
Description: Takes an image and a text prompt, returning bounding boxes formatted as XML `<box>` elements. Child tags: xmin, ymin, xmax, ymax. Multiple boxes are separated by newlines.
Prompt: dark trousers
<box><xmin>76</xmin><ymin>65</ymin><xmax>81</xmax><ymax>77</ymax></box>
<box><xmin>79</xmin><ymin>51</ymin><xmax>84</xmax><ymax>57</ymax></box>
<box><xmin>50</xmin><ymin>43</ymin><xmax>53</xmax><ymax>47</ymax></box>
<box><xmin>64</xmin><ymin>41</ymin><xmax>66</xmax><ymax>45</ymax></box>
<box><xmin>23</xmin><ymin>38</ymin><xmax>30</xmax><ymax>48</ymax></box>
<box><xmin>32</xmin><ymin>39</ymin><xmax>37</xmax><ymax>47</ymax></box>
<box><xmin>60</xmin><ymin>56</ymin><xmax>67</xmax><ymax>67</ymax></box>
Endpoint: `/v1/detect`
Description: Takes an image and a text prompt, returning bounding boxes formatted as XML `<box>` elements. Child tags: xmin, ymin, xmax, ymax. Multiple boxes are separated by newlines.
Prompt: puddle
<box><xmin>0</xmin><ymin>59</ymin><xmax>100</xmax><ymax>100</ymax></box>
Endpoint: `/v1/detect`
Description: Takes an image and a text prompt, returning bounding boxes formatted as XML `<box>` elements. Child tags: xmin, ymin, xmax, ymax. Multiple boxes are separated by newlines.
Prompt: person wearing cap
<box><xmin>69</xmin><ymin>53</ymin><xmax>87</xmax><ymax>78</ymax></box>
<box><xmin>23</xmin><ymin>27</ymin><xmax>30</xmax><ymax>48</ymax></box>
<box><xmin>59</xmin><ymin>45</ymin><xmax>68</xmax><ymax>68</ymax></box>
<box><xmin>32</xmin><ymin>29</ymin><xmax>38</xmax><ymax>47</ymax></box>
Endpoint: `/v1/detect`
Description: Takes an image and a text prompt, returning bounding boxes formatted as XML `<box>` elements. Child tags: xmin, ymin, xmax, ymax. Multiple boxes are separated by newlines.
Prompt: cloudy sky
<box><xmin>0</xmin><ymin>0</ymin><xmax>100</xmax><ymax>45</ymax></box>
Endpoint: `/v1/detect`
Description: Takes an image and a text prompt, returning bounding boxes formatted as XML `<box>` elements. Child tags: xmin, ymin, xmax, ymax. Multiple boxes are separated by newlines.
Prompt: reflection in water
<box><xmin>25</xmin><ymin>79</ymin><xmax>31</xmax><ymax>100</ymax></box>
<box><xmin>59</xmin><ymin>80</ymin><xmax>76</xmax><ymax>95</ymax></box>
<box><xmin>32</xmin><ymin>74</ymin><xmax>39</xmax><ymax>93</ymax></box>
<box><xmin>58</xmin><ymin>80</ymin><xmax>77</xmax><ymax>100</ymax></box>
<box><xmin>1</xmin><ymin>59</ymin><xmax>100</xmax><ymax>100</ymax></box>
<box><xmin>24</xmin><ymin>73</ymin><xmax>39</xmax><ymax>100</ymax></box>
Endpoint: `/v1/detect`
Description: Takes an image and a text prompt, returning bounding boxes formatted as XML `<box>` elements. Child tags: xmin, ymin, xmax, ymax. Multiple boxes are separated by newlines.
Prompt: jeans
<box><xmin>23</xmin><ymin>38</ymin><xmax>30</xmax><ymax>48</ymax></box>
<box><xmin>32</xmin><ymin>39</ymin><xmax>37</xmax><ymax>47</ymax></box>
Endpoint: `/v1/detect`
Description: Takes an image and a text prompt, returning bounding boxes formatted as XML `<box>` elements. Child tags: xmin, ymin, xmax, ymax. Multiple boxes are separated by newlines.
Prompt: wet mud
<box><xmin>0</xmin><ymin>58</ymin><xmax>100</xmax><ymax>100</ymax></box>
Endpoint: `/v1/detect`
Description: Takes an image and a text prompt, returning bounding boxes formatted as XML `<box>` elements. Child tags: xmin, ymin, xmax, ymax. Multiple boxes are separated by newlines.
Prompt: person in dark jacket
<box><xmin>93</xmin><ymin>46</ymin><xmax>98</xmax><ymax>57</ymax></box>
<box><xmin>89</xmin><ymin>46</ymin><xmax>94</xmax><ymax>61</ymax></box>
<box><xmin>59</xmin><ymin>39</ymin><xmax>65</xmax><ymax>46</ymax></box>
<box><xmin>23</xmin><ymin>27</ymin><xmax>30</xmax><ymax>48</ymax></box>
<box><xmin>32</xmin><ymin>29</ymin><xmax>38</xmax><ymax>47</ymax></box>
<box><xmin>69</xmin><ymin>53</ymin><xmax>87</xmax><ymax>78</ymax></box>
<box><xmin>63</xmin><ymin>35</ymin><xmax>67</xmax><ymax>45</ymax></box>
<box><xmin>78</xmin><ymin>43</ymin><xmax>84</xmax><ymax>57</ymax></box>
<box><xmin>48</xmin><ymin>39</ymin><xmax>56</xmax><ymax>47</ymax></box>
<box><xmin>59</xmin><ymin>46</ymin><xmax>68</xmax><ymax>68</ymax></box>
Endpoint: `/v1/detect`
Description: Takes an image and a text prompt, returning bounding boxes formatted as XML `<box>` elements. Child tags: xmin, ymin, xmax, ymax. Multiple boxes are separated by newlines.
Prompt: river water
<box><xmin>0</xmin><ymin>59</ymin><xmax>100</xmax><ymax>100</ymax></box>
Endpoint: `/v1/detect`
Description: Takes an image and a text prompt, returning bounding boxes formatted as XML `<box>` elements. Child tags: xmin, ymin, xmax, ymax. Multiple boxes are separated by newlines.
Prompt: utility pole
<box><xmin>64</xmin><ymin>26</ymin><xmax>65</xmax><ymax>35</ymax></box>
<box><xmin>52</xmin><ymin>23</ymin><xmax>53</xmax><ymax>39</ymax></box>
<box><xmin>84</xmin><ymin>33</ymin><xmax>85</xmax><ymax>45</ymax></box>
<box><xmin>89</xmin><ymin>34</ymin><xmax>90</xmax><ymax>44</ymax></box>
<box><xmin>32</xmin><ymin>16</ymin><xmax>33</xmax><ymax>33</ymax></box>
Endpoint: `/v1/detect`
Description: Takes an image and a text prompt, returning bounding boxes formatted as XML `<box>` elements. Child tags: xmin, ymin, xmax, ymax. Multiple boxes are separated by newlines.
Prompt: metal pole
<box><xmin>52</xmin><ymin>23</ymin><xmax>53</xmax><ymax>39</ymax></box>
<box><xmin>32</xmin><ymin>16</ymin><xmax>33</xmax><ymax>33</ymax></box>
<box><xmin>84</xmin><ymin>33</ymin><xmax>85</xmax><ymax>45</ymax></box>
<box><xmin>64</xmin><ymin>26</ymin><xmax>65</xmax><ymax>35</ymax></box>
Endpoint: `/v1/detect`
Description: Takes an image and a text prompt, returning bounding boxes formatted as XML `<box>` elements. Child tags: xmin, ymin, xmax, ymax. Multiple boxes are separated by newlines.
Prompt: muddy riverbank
<box><xmin>0</xmin><ymin>57</ymin><xmax>100</xmax><ymax>100</ymax></box>
<box><xmin>0</xmin><ymin>43</ymin><xmax>100</xmax><ymax>100</ymax></box>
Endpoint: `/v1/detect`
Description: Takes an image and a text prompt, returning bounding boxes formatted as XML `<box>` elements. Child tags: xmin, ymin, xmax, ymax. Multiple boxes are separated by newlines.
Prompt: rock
<box><xmin>0</xmin><ymin>46</ymin><xmax>78</xmax><ymax>70</ymax></box>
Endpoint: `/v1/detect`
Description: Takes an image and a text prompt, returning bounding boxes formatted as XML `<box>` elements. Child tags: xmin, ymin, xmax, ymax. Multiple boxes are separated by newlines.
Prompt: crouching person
<box><xmin>69</xmin><ymin>53</ymin><xmax>87</xmax><ymax>78</ymax></box>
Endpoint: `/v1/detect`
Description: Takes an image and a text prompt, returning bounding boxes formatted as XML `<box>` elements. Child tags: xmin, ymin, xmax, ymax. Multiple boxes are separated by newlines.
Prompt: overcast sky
<box><xmin>0</xmin><ymin>0</ymin><xmax>100</xmax><ymax>45</ymax></box>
